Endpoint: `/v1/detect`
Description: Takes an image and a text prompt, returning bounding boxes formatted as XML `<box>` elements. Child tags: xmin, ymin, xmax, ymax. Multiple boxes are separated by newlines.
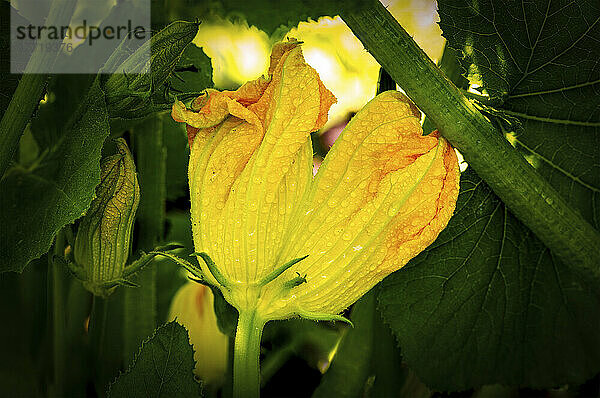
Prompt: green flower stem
<box><xmin>89</xmin><ymin>296</ymin><xmax>109</xmax><ymax>397</ymax></box>
<box><xmin>0</xmin><ymin>0</ymin><xmax>77</xmax><ymax>178</ymax></box>
<box><xmin>49</xmin><ymin>230</ymin><xmax>91</xmax><ymax>396</ymax></box>
<box><xmin>340</xmin><ymin>1</ymin><xmax>600</xmax><ymax>276</ymax></box>
<box><xmin>123</xmin><ymin>115</ymin><xmax>166</xmax><ymax>363</ymax></box>
<box><xmin>49</xmin><ymin>232</ymin><xmax>68</xmax><ymax>396</ymax></box>
<box><xmin>233</xmin><ymin>310</ymin><xmax>266</xmax><ymax>398</ymax></box>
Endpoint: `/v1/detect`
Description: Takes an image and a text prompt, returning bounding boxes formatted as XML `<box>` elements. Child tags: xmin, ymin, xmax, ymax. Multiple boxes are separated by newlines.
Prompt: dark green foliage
<box><xmin>217</xmin><ymin>0</ymin><xmax>338</xmax><ymax>35</ymax></box>
<box><xmin>109</xmin><ymin>321</ymin><xmax>202</xmax><ymax>397</ymax></box>
<box><xmin>170</xmin><ymin>44</ymin><xmax>213</xmax><ymax>98</ymax></box>
<box><xmin>377</xmin><ymin>1</ymin><xmax>600</xmax><ymax>391</ymax></box>
<box><xmin>0</xmin><ymin>1</ymin><xmax>22</xmax><ymax>121</ymax></box>
<box><xmin>314</xmin><ymin>288</ymin><xmax>428</xmax><ymax>398</ymax></box>
<box><xmin>438</xmin><ymin>0</ymin><xmax>600</xmax><ymax>225</ymax></box>
<box><xmin>379</xmin><ymin>169</ymin><xmax>600</xmax><ymax>391</ymax></box>
<box><xmin>210</xmin><ymin>285</ymin><xmax>239</xmax><ymax>337</ymax></box>
<box><xmin>165</xmin><ymin>117</ymin><xmax>191</xmax><ymax>201</ymax></box>
<box><xmin>30</xmin><ymin>75</ymin><xmax>96</xmax><ymax>151</ymax></box>
<box><xmin>0</xmin><ymin>79</ymin><xmax>110</xmax><ymax>273</ymax></box>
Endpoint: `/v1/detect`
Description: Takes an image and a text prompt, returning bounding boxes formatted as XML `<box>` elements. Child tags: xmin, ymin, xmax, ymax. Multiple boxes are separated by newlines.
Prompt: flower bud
<box><xmin>102</xmin><ymin>21</ymin><xmax>199</xmax><ymax>119</ymax></box>
<box><xmin>74</xmin><ymin>139</ymin><xmax>140</xmax><ymax>297</ymax></box>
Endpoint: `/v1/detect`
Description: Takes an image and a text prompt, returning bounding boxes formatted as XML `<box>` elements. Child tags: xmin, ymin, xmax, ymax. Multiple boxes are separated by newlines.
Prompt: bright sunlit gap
<box><xmin>193</xmin><ymin>0</ymin><xmax>445</xmax><ymax>130</ymax></box>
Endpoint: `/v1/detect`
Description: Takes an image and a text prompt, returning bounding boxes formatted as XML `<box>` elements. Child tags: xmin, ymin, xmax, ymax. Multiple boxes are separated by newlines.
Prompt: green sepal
<box><xmin>257</xmin><ymin>255</ymin><xmax>309</xmax><ymax>287</ymax></box>
<box><xmin>122</xmin><ymin>244</ymin><xmax>183</xmax><ymax>278</ymax></box>
<box><xmin>112</xmin><ymin>279</ymin><xmax>140</xmax><ymax>288</ymax></box>
<box><xmin>282</xmin><ymin>272</ymin><xmax>307</xmax><ymax>290</ymax></box>
<box><xmin>152</xmin><ymin>251</ymin><xmax>206</xmax><ymax>282</ymax></box>
<box><xmin>297</xmin><ymin>310</ymin><xmax>354</xmax><ymax>328</ymax></box>
<box><xmin>53</xmin><ymin>254</ymin><xmax>86</xmax><ymax>282</ymax></box>
<box><xmin>191</xmin><ymin>252</ymin><xmax>231</xmax><ymax>289</ymax></box>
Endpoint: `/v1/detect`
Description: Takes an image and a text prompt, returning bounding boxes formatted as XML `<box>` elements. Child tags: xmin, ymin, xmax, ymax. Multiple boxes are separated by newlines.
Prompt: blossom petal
<box><xmin>269</xmin><ymin>91</ymin><xmax>459</xmax><ymax>316</ymax></box>
<box><xmin>179</xmin><ymin>41</ymin><xmax>335</xmax><ymax>291</ymax></box>
<box><xmin>218</xmin><ymin>42</ymin><xmax>335</xmax><ymax>287</ymax></box>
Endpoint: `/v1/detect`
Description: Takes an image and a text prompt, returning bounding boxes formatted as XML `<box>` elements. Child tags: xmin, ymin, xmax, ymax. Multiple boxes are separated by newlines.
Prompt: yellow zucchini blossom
<box><xmin>172</xmin><ymin>40</ymin><xmax>459</xmax><ymax>323</ymax></box>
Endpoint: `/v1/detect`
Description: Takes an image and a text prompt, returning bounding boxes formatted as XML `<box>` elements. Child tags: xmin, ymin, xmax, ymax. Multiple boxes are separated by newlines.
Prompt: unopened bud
<box><xmin>102</xmin><ymin>21</ymin><xmax>199</xmax><ymax>119</ymax></box>
<box><xmin>74</xmin><ymin>139</ymin><xmax>140</xmax><ymax>297</ymax></box>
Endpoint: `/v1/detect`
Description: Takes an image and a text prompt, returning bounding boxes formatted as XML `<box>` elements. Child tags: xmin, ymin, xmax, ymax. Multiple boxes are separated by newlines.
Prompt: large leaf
<box><xmin>438</xmin><ymin>0</ymin><xmax>600</xmax><ymax>224</ymax></box>
<box><xmin>379</xmin><ymin>169</ymin><xmax>600</xmax><ymax>391</ymax></box>
<box><xmin>30</xmin><ymin>74</ymin><xmax>96</xmax><ymax>154</ymax></box>
<box><xmin>0</xmin><ymin>79</ymin><xmax>110</xmax><ymax>273</ymax></box>
<box><xmin>108</xmin><ymin>321</ymin><xmax>201</xmax><ymax>397</ymax></box>
<box><xmin>313</xmin><ymin>291</ymin><xmax>376</xmax><ymax>398</ymax></box>
<box><xmin>377</xmin><ymin>0</ymin><xmax>600</xmax><ymax>390</ymax></box>
<box><xmin>314</xmin><ymin>288</ymin><xmax>428</xmax><ymax>398</ymax></box>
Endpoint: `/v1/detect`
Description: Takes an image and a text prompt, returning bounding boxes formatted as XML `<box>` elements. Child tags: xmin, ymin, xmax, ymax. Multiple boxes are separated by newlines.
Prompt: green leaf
<box><xmin>378</xmin><ymin>169</ymin><xmax>600</xmax><ymax>391</ymax></box>
<box><xmin>30</xmin><ymin>74</ymin><xmax>95</xmax><ymax>152</ymax></box>
<box><xmin>170</xmin><ymin>44</ymin><xmax>213</xmax><ymax>97</ymax></box>
<box><xmin>438</xmin><ymin>0</ymin><xmax>600</xmax><ymax>226</ymax></box>
<box><xmin>313</xmin><ymin>291</ymin><xmax>376</xmax><ymax>398</ymax></box>
<box><xmin>209</xmin><ymin>285</ymin><xmax>238</xmax><ymax>337</ymax></box>
<box><xmin>313</xmin><ymin>287</ymin><xmax>430</xmax><ymax>398</ymax></box>
<box><xmin>109</xmin><ymin>321</ymin><xmax>202</xmax><ymax>397</ymax></box>
<box><xmin>0</xmin><ymin>78</ymin><xmax>110</xmax><ymax>273</ymax></box>
<box><xmin>216</xmin><ymin>0</ymin><xmax>339</xmax><ymax>35</ymax></box>
<box><xmin>384</xmin><ymin>1</ymin><xmax>600</xmax><ymax>390</ymax></box>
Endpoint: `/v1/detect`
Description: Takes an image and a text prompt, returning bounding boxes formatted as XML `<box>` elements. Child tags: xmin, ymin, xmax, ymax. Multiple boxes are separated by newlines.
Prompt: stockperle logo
<box><xmin>10</xmin><ymin>0</ymin><xmax>150</xmax><ymax>74</ymax></box>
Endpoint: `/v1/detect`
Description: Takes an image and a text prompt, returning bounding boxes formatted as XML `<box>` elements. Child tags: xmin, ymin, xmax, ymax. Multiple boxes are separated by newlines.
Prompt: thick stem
<box><xmin>123</xmin><ymin>115</ymin><xmax>165</xmax><ymax>363</ymax></box>
<box><xmin>89</xmin><ymin>296</ymin><xmax>108</xmax><ymax>363</ymax></box>
<box><xmin>233</xmin><ymin>310</ymin><xmax>265</xmax><ymax>398</ymax></box>
<box><xmin>50</xmin><ymin>233</ymin><xmax>67</xmax><ymax>397</ymax></box>
<box><xmin>0</xmin><ymin>0</ymin><xmax>77</xmax><ymax>178</ymax></box>
<box><xmin>89</xmin><ymin>296</ymin><xmax>115</xmax><ymax>398</ymax></box>
<box><xmin>340</xmin><ymin>2</ymin><xmax>600</xmax><ymax>276</ymax></box>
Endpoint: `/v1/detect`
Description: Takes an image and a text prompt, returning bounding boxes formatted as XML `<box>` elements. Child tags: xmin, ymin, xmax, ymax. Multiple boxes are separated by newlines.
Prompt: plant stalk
<box><xmin>340</xmin><ymin>1</ymin><xmax>600</xmax><ymax>276</ymax></box>
<box><xmin>49</xmin><ymin>233</ymin><xmax>68</xmax><ymax>396</ymax></box>
<box><xmin>123</xmin><ymin>115</ymin><xmax>165</xmax><ymax>363</ymax></box>
<box><xmin>0</xmin><ymin>0</ymin><xmax>78</xmax><ymax>178</ymax></box>
<box><xmin>89</xmin><ymin>296</ymin><xmax>110</xmax><ymax>396</ymax></box>
<box><xmin>233</xmin><ymin>310</ymin><xmax>265</xmax><ymax>398</ymax></box>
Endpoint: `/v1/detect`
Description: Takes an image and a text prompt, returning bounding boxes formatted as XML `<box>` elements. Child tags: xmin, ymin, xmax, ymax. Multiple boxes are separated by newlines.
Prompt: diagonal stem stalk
<box><xmin>233</xmin><ymin>310</ymin><xmax>266</xmax><ymax>398</ymax></box>
<box><xmin>340</xmin><ymin>1</ymin><xmax>600</xmax><ymax>276</ymax></box>
<box><xmin>0</xmin><ymin>0</ymin><xmax>78</xmax><ymax>178</ymax></box>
